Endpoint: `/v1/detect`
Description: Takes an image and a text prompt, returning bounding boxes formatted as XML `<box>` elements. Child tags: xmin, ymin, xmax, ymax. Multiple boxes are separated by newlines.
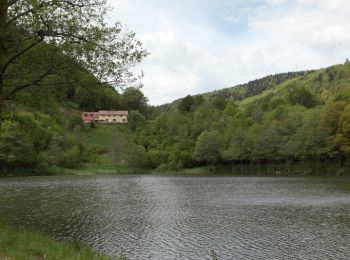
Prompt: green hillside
<box><xmin>0</xmin><ymin>42</ymin><xmax>148</xmax><ymax>176</ymax></box>
<box><xmin>2</xmin><ymin>56</ymin><xmax>350</xmax><ymax>176</ymax></box>
<box><xmin>152</xmin><ymin>70</ymin><xmax>314</xmax><ymax>116</ymax></box>
<box><xmin>204</xmin><ymin>70</ymin><xmax>314</xmax><ymax>100</ymax></box>
<box><xmin>126</xmin><ymin>61</ymin><xmax>350</xmax><ymax>175</ymax></box>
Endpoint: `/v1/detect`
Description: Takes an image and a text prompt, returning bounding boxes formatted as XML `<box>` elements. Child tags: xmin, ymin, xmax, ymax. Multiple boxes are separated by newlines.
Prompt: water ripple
<box><xmin>0</xmin><ymin>176</ymin><xmax>350</xmax><ymax>259</ymax></box>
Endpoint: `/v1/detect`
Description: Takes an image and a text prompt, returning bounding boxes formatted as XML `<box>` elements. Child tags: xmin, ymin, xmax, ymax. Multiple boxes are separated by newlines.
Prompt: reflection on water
<box><xmin>0</xmin><ymin>176</ymin><xmax>350</xmax><ymax>259</ymax></box>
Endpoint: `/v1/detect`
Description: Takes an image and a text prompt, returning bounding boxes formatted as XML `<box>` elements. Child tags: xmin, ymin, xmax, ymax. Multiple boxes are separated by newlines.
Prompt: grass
<box><xmin>0</xmin><ymin>221</ymin><xmax>118</xmax><ymax>260</ymax></box>
<box><xmin>77</xmin><ymin>124</ymin><xmax>119</xmax><ymax>147</ymax></box>
<box><xmin>74</xmin><ymin>124</ymin><xmax>122</xmax><ymax>170</ymax></box>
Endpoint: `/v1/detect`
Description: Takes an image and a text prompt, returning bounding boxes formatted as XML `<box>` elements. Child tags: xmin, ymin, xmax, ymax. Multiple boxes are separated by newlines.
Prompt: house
<box><xmin>81</xmin><ymin>112</ymin><xmax>99</xmax><ymax>124</ymax></box>
<box><xmin>82</xmin><ymin>111</ymin><xmax>128</xmax><ymax>124</ymax></box>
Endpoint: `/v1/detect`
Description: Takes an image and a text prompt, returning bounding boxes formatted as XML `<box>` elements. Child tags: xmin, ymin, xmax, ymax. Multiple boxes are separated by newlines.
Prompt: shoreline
<box><xmin>0</xmin><ymin>221</ymin><xmax>116</xmax><ymax>260</ymax></box>
<box><xmin>1</xmin><ymin>166</ymin><xmax>349</xmax><ymax>178</ymax></box>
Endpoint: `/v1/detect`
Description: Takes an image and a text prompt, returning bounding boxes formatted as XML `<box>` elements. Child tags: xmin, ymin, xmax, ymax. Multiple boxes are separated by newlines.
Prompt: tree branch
<box><xmin>2</xmin><ymin>34</ymin><xmax>43</xmax><ymax>74</ymax></box>
<box><xmin>4</xmin><ymin>58</ymin><xmax>68</xmax><ymax>100</ymax></box>
<box><xmin>4</xmin><ymin>69</ymin><xmax>52</xmax><ymax>100</ymax></box>
<box><xmin>7</xmin><ymin>0</ymin><xmax>102</xmax><ymax>27</ymax></box>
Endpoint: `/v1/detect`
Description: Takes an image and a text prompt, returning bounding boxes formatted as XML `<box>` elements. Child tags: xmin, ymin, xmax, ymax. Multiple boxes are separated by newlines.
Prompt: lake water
<box><xmin>0</xmin><ymin>175</ymin><xmax>350</xmax><ymax>259</ymax></box>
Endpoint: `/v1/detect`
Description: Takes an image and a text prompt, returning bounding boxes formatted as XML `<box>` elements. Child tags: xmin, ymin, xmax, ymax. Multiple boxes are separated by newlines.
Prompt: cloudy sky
<box><xmin>108</xmin><ymin>0</ymin><xmax>350</xmax><ymax>105</ymax></box>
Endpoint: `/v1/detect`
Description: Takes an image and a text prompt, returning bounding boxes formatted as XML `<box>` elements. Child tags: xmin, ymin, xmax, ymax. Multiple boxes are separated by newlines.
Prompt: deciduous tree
<box><xmin>0</xmin><ymin>0</ymin><xmax>148</xmax><ymax>122</ymax></box>
<box><xmin>193</xmin><ymin>130</ymin><xmax>223</xmax><ymax>172</ymax></box>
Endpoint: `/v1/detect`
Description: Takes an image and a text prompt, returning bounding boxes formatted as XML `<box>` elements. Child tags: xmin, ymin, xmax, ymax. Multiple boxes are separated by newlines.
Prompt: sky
<box><xmin>107</xmin><ymin>0</ymin><xmax>350</xmax><ymax>105</ymax></box>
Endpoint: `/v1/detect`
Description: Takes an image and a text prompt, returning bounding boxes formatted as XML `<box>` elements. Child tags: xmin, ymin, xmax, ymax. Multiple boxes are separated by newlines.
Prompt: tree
<box><xmin>128</xmin><ymin>111</ymin><xmax>146</xmax><ymax>131</ymax></box>
<box><xmin>124</xmin><ymin>144</ymin><xmax>147</xmax><ymax>168</ymax></box>
<box><xmin>193</xmin><ymin>130</ymin><xmax>223</xmax><ymax>172</ymax></box>
<box><xmin>222</xmin><ymin>128</ymin><xmax>251</xmax><ymax>173</ymax></box>
<box><xmin>212</xmin><ymin>95</ymin><xmax>226</xmax><ymax>110</ymax></box>
<box><xmin>122</xmin><ymin>87</ymin><xmax>148</xmax><ymax>113</ymax></box>
<box><xmin>0</xmin><ymin>120</ymin><xmax>35</xmax><ymax>175</ymax></box>
<box><xmin>287</xmin><ymin>83</ymin><xmax>318</xmax><ymax>108</ymax></box>
<box><xmin>178</xmin><ymin>95</ymin><xmax>194</xmax><ymax>112</ymax></box>
<box><xmin>335</xmin><ymin>104</ymin><xmax>350</xmax><ymax>158</ymax></box>
<box><xmin>111</xmin><ymin>130</ymin><xmax>125</xmax><ymax>173</ymax></box>
<box><xmin>0</xmin><ymin>0</ymin><xmax>148</xmax><ymax>122</ymax></box>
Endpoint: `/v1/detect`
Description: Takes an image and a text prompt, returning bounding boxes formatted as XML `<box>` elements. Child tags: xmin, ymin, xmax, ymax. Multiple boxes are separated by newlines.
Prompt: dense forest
<box><xmin>0</xmin><ymin>68</ymin><xmax>147</xmax><ymax>175</ymax></box>
<box><xmin>1</xmin><ymin>1</ymin><xmax>349</xmax><ymax>176</ymax></box>
<box><xmin>0</xmin><ymin>0</ymin><xmax>150</xmax><ymax>176</ymax></box>
<box><xmin>2</xmin><ymin>58</ymin><xmax>350</xmax><ymax>175</ymax></box>
<box><xmin>1</xmin><ymin>59</ymin><xmax>350</xmax><ymax>175</ymax></box>
<box><xmin>122</xmin><ymin>62</ymin><xmax>350</xmax><ymax>174</ymax></box>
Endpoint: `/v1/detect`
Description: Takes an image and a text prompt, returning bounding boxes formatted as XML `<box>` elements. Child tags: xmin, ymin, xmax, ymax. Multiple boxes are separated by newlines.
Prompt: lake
<box><xmin>0</xmin><ymin>175</ymin><xmax>349</xmax><ymax>259</ymax></box>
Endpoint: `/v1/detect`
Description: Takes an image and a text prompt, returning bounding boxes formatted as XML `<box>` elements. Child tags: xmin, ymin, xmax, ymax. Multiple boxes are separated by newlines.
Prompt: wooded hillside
<box><xmin>125</xmin><ymin>62</ymin><xmax>350</xmax><ymax>174</ymax></box>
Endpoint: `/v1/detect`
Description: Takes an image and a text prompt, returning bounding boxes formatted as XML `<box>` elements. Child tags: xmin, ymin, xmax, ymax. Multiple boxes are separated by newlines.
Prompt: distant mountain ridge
<box><xmin>203</xmin><ymin>71</ymin><xmax>314</xmax><ymax>100</ymax></box>
<box><xmin>153</xmin><ymin>70</ymin><xmax>314</xmax><ymax>114</ymax></box>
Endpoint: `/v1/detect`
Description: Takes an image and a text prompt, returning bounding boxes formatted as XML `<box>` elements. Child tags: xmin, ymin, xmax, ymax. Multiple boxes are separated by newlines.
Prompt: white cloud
<box><xmin>108</xmin><ymin>0</ymin><xmax>350</xmax><ymax>105</ymax></box>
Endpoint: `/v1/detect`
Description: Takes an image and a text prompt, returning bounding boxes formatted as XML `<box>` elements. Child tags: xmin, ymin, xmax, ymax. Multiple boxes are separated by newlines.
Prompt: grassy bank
<box><xmin>5</xmin><ymin>124</ymin><xmax>350</xmax><ymax>177</ymax></box>
<box><xmin>0</xmin><ymin>221</ymin><xmax>116</xmax><ymax>260</ymax></box>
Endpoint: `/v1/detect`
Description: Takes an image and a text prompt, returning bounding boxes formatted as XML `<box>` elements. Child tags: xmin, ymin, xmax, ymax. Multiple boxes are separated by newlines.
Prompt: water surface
<box><xmin>0</xmin><ymin>175</ymin><xmax>349</xmax><ymax>259</ymax></box>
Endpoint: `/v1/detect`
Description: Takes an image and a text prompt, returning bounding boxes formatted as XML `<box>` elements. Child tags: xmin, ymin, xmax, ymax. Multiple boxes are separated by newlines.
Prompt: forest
<box><xmin>3</xmin><ymin>58</ymin><xmax>350</xmax><ymax>175</ymax></box>
<box><xmin>123</xmin><ymin>62</ymin><xmax>350</xmax><ymax>174</ymax></box>
<box><xmin>0</xmin><ymin>0</ymin><xmax>349</xmax><ymax>176</ymax></box>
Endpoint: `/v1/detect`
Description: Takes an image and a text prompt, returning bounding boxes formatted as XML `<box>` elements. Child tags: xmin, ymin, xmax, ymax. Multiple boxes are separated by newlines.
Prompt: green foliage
<box><xmin>1</xmin><ymin>0</ymin><xmax>148</xmax><ymax>105</ymax></box>
<box><xmin>125</xmin><ymin>62</ymin><xmax>350</xmax><ymax>174</ymax></box>
<box><xmin>0</xmin><ymin>121</ymin><xmax>35</xmax><ymax>175</ymax></box>
<box><xmin>204</xmin><ymin>71</ymin><xmax>314</xmax><ymax>102</ymax></box>
<box><xmin>124</xmin><ymin>144</ymin><xmax>148</xmax><ymax>168</ymax></box>
<box><xmin>178</xmin><ymin>95</ymin><xmax>195</xmax><ymax>112</ymax></box>
<box><xmin>337</xmin><ymin>104</ymin><xmax>350</xmax><ymax>156</ymax></box>
<box><xmin>128</xmin><ymin>111</ymin><xmax>146</xmax><ymax>131</ymax></box>
<box><xmin>287</xmin><ymin>83</ymin><xmax>319</xmax><ymax>108</ymax></box>
<box><xmin>212</xmin><ymin>95</ymin><xmax>226</xmax><ymax>110</ymax></box>
<box><xmin>123</xmin><ymin>87</ymin><xmax>148</xmax><ymax>113</ymax></box>
<box><xmin>0</xmin><ymin>221</ymin><xmax>111</xmax><ymax>259</ymax></box>
<box><xmin>193</xmin><ymin>130</ymin><xmax>223</xmax><ymax>171</ymax></box>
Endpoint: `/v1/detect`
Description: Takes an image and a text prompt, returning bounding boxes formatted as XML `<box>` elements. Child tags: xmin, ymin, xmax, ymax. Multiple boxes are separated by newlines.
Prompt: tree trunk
<box><xmin>316</xmin><ymin>158</ymin><xmax>320</xmax><ymax>175</ymax></box>
<box><xmin>286</xmin><ymin>159</ymin><xmax>291</xmax><ymax>174</ymax></box>
<box><xmin>0</xmin><ymin>1</ymin><xmax>7</xmax><ymax>126</ymax></box>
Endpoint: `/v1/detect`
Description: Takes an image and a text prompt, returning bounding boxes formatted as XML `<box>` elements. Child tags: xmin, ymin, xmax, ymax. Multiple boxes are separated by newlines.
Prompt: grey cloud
<box><xmin>108</xmin><ymin>0</ymin><xmax>350</xmax><ymax>105</ymax></box>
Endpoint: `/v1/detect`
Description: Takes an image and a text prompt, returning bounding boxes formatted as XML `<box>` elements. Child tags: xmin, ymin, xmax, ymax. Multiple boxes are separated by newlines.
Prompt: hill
<box><xmin>0</xmin><ymin>40</ymin><xmax>148</xmax><ymax>176</ymax></box>
<box><xmin>127</xmin><ymin>61</ymin><xmax>350</xmax><ymax>174</ymax></box>
<box><xmin>151</xmin><ymin>70</ymin><xmax>314</xmax><ymax>116</ymax></box>
<box><xmin>1</xmin><ymin>53</ymin><xmax>350</xmax><ymax>176</ymax></box>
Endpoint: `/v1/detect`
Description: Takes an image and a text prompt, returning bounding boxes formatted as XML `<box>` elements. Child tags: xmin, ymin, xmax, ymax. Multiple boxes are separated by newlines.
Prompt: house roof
<box><xmin>82</xmin><ymin>111</ymin><xmax>128</xmax><ymax>116</ymax></box>
<box><xmin>98</xmin><ymin>111</ymin><xmax>128</xmax><ymax>115</ymax></box>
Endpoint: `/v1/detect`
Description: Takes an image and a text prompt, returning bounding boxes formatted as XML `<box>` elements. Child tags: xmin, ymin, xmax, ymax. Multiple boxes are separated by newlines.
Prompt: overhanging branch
<box><xmin>2</xmin><ymin>34</ymin><xmax>43</xmax><ymax>74</ymax></box>
<box><xmin>4</xmin><ymin>58</ymin><xmax>68</xmax><ymax>100</ymax></box>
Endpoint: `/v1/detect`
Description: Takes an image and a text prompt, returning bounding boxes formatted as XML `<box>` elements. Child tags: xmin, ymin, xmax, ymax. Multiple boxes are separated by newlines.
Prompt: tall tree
<box><xmin>122</xmin><ymin>86</ymin><xmax>148</xmax><ymax>113</ymax></box>
<box><xmin>178</xmin><ymin>95</ymin><xmax>194</xmax><ymax>112</ymax></box>
<box><xmin>193</xmin><ymin>130</ymin><xmax>223</xmax><ymax>172</ymax></box>
<box><xmin>111</xmin><ymin>130</ymin><xmax>125</xmax><ymax>173</ymax></box>
<box><xmin>0</xmin><ymin>0</ymin><xmax>148</xmax><ymax>122</ymax></box>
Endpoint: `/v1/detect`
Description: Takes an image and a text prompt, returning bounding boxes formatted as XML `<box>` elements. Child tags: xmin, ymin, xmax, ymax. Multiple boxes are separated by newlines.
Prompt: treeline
<box><xmin>125</xmin><ymin>63</ymin><xmax>350</xmax><ymax>174</ymax></box>
<box><xmin>0</xmin><ymin>85</ymin><xmax>149</xmax><ymax>176</ymax></box>
<box><xmin>0</xmin><ymin>47</ymin><xmax>148</xmax><ymax>176</ymax></box>
<box><xmin>8</xmin><ymin>51</ymin><xmax>148</xmax><ymax>114</ymax></box>
<box><xmin>151</xmin><ymin>71</ymin><xmax>314</xmax><ymax>117</ymax></box>
<box><xmin>205</xmin><ymin>70</ymin><xmax>314</xmax><ymax>101</ymax></box>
